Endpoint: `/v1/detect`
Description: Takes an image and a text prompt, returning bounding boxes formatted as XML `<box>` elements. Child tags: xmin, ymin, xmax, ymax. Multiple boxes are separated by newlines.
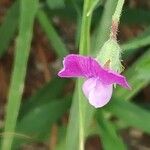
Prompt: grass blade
<box><xmin>12</xmin><ymin>97</ymin><xmax>71</xmax><ymax>149</ymax></box>
<box><xmin>96</xmin><ymin>110</ymin><xmax>126</xmax><ymax>150</ymax></box>
<box><xmin>37</xmin><ymin>9</ymin><xmax>68</xmax><ymax>58</ymax></box>
<box><xmin>19</xmin><ymin>78</ymin><xmax>68</xmax><ymax>118</ymax></box>
<box><xmin>106</xmin><ymin>99</ymin><xmax>150</xmax><ymax>134</ymax></box>
<box><xmin>1</xmin><ymin>0</ymin><xmax>38</xmax><ymax>149</ymax></box>
<box><xmin>122</xmin><ymin>26</ymin><xmax>150</xmax><ymax>56</ymax></box>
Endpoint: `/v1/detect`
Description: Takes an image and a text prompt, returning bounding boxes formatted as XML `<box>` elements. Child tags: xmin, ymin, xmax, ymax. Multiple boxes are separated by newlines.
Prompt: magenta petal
<box><xmin>58</xmin><ymin>54</ymin><xmax>130</xmax><ymax>89</ymax></box>
<box><xmin>100</xmin><ymin>70</ymin><xmax>131</xmax><ymax>89</ymax></box>
<box><xmin>58</xmin><ymin>54</ymin><xmax>102</xmax><ymax>78</ymax></box>
<box><xmin>82</xmin><ymin>78</ymin><xmax>113</xmax><ymax>108</ymax></box>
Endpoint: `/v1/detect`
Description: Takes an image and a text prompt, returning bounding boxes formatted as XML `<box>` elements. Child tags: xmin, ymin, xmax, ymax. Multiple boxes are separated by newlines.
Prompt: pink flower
<box><xmin>58</xmin><ymin>54</ymin><xmax>130</xmax><ymax>108</ymax></box>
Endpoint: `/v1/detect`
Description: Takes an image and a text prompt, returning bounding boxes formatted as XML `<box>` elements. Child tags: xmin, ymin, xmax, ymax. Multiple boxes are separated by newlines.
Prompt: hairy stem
<box><xmin>110</xmin><ymin>0</ymin><xmax>125</xmax><ymax>39</ymax></box>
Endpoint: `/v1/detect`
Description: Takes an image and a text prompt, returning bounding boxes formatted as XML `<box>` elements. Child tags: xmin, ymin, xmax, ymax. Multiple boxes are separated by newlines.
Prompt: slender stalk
<box><xmin>78</xmin><ymin>0</ymin><xmax>92</xmax><ymax>149</ymax></box>
<box><xmin>65</xmin><ymin>1</ymin><xmax>92</xmax><ymax>149</ymax></box>
<box><xmin>110</xmin><ymin>0</ymin><xmax>125</xmax><ymax>39</ymax></box>
<box><xmin>79</xmin><ymin>0</ymin><xmax>91</xmax><ymax>54</ymax></box>
<box><xmin>112</xmin><ymin>0</ymin><xmax>125</xmax><ymax>22</ymax></box>
<box><xmin>1</xmin><ymin>1</ymin><xmax>38</xmax><ymax>150</ymax></box>
<box><xmin>78</xmin><ymin>81</ymin><xmax>84</xmax><ymax>150</ymax></box>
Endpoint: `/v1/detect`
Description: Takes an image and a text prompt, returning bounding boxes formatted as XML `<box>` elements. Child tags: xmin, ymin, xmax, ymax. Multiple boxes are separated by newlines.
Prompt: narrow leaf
<box><xmin>122</xmin><ymin>26</ymin><xmax>150</xmax><ymax>56</ymax></box>
<box><xmin>96</xmin><ymin>110</ymin><xmax>126</xmax><ymax>150</ymax></box>
<box><xmin>12</xmin><ymin>97</ymin><xmax>71</xmax><ymax>149</ymax></box>
<box><xmin>1</xmin><ymin>1</ymin><xmax>38</xmax><ymax>149</ymax></box>
<box><xmin>106</xmin><ymin>99</ymin><xmax>150</xmax><ymax>134</ymax></box>
<box><xmin>37</xmin><ymin>9</ymin><xmax>68</xmax><ymax>58</ymax></box>
<box><xmin>19</xmin><ymin>78</ymin><xmax>68</xmax><ymax>118</ymax></box>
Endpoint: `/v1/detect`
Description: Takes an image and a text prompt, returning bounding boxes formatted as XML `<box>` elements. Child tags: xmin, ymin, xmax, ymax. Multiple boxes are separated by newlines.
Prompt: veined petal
<box><xmin>82</xmin><ymin>78</ymin><xmax>113</xmax><ymax>108</ymax></box>
<box><xmin>58</xmin><ymin>54</ymin><xmax>130</xmax><ymax>89</ymax></box>
<box><xmin>58</xmin><ymin>54</ymin><xmax>102</xmax><ymax>78</ymax></box>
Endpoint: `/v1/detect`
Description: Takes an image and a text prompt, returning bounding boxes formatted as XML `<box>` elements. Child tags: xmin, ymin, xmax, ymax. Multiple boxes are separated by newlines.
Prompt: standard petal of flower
<box><xmin>58</xmin><ymin>54</ymin><xmax>102</xmax><ymax>78</ymax></box>
<box><xmin>82</xmin><ymin>78</ymin><xmax>113</xmax><ymax>108</ymax></box>
<box><xmin>58</xmin><ymin>54</ymin><xmax>130</xmax><ymax>89</ymax></box>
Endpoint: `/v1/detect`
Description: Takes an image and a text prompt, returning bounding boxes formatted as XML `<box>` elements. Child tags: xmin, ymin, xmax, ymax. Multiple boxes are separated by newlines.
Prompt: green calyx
<box><xmin>96</xmin><ymin>38</ymin><xmax>123</xmax><ymax>73</ymax></box>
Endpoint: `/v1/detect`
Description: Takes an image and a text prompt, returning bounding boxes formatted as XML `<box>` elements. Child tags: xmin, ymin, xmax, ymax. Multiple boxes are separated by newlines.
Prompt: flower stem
<box><xmin>79</xmin><ymin>0</ymin><xmax>91</xmax><ymax>55</ymax></box>
<box><xmin>110</xmin><ymin>0</ymin><xmax>125</xmax><ymax>39</ymax></box>
<box><xmin>78</xmin><ymin>0</ymin><xmax>92</xmax><ymax>150</ymax></box>
<box><xmin>65</xmin><ymin>0</ymin><xmax>93</xmax><ymax>149</ymax></box>
<box><xmin>112</xmin><ymin>0</ymin><xmax>125</xmax><ymax>22</ymax></box>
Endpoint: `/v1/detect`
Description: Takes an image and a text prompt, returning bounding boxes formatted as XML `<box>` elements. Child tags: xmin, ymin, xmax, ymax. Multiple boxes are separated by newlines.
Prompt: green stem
<box><xmin>78</xmin><ymin>81</ymin><xmax>84</xmax><ymax>150</ymax></box>
<box><xmin>78</xmin><ymin>0</ymin><xmax>92</xmax><ymax>149</ymax></box>
<box><xmin>110</xmin><ymin>0</ymin><xmax>125</xmax><ymax>39</ymax></box>
<box><xmin>79</xmin><ymin>0</ymin><xmax>91</xmax><ymax>54</ymax></box>
<box><xmin>112</xmin><ymin>0</ymin><xmax>125</xmax><ymax>22</ymax></box>
<box><xmin>65</xmin><ymin>1</ymin><xmax>92</xmax><ymax>149</ymax></box>
<box><xmin>1</xmin><ymin>0</ymin><xmax>38</xmax><ymax>150</ymax></box>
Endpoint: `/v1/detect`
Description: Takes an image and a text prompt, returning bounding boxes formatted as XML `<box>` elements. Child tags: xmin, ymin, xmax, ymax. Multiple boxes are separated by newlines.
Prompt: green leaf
<box><xmin>106</xmin><ymin>99</ymin><xmax>150</xmax><ymax>134</ymax></box>
<box><xmin>12</xmin><ymin>97</ymin><xmax>71</xmax><ymax>149</ymax></box>
<box><xmin>122</xmin><ymin>26</ymin><xmax>150</xmax><ymax>56</ymax></box>
<box><xmin>96</xmin><ymin>110</ymin><xmax>126</xmax><ymax>150</ymax></box>
<box><xmin>1</xmin><ymin>1</ymin><xmax>38</xmax><ymax>149</ymax></box>
<box><xmin>37</xmin><ymin>9</ymin><xmax>68</xmax><ymax>58</ymax></box>
<box><xmin>19</xmin><ymin>77</ymin><xmax>68</xmax><ymax>118</ymax></box>
<box><xmin>46</xmin><ymin>0</ymin><xmax>65</xmax><ymax>9</ymax></box>
<box><xmin>0</xmin><ymin>1</ymin><xmax>19</xmax><ymax>57</ymax></box>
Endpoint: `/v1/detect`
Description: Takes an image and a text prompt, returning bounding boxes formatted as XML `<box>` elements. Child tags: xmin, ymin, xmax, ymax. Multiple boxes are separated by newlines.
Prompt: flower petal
<box><xmin>58</xmin><ymin>54</ymin><xmax>130</xmax><ymax>89</ymax></box>
<box><xmin>82</xmin><ymin>78</ymin><xmax>97</xmax><ymax>98</ymax></box>
<box><xmin>99</xmin><ymin>70</ymin><xmax>131</xmax><ymax>89</ymax></box>
<box><xmin>58</xmin><ymin>54</ymin><xmax>102</xmax><ymax>78</ymax></box>
<box><xmin>82</xmin><ymin>78</ymin><xmax>113</xmax><ymax>108</ymax></box>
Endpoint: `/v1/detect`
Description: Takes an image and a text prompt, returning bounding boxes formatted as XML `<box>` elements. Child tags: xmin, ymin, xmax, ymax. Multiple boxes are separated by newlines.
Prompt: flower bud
<box><xmin>96</xmin><ymin>38</ymin><xmax>123</xmax><ymax>73</ymax></box>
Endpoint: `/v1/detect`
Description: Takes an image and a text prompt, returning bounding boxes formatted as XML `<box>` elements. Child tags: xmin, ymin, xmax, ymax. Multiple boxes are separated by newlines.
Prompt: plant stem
<box><xmin>78</xmin><ymin>0</ymin><xmax>92</xmax><ymax>149</ymax></box>
<box><xmin>112</xmin><ymin>0</ymin><xmax>125</xmax><ymax>22</ymax></box>
<box><xmin>110</xmin><ymin>0</ymin><xmax>125</xmax><ymax>39</ymax></box>
<box><xmin>79</xmin><ymin>0</ymin><xmax>91</xmax><ymax>54</ymax></box>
